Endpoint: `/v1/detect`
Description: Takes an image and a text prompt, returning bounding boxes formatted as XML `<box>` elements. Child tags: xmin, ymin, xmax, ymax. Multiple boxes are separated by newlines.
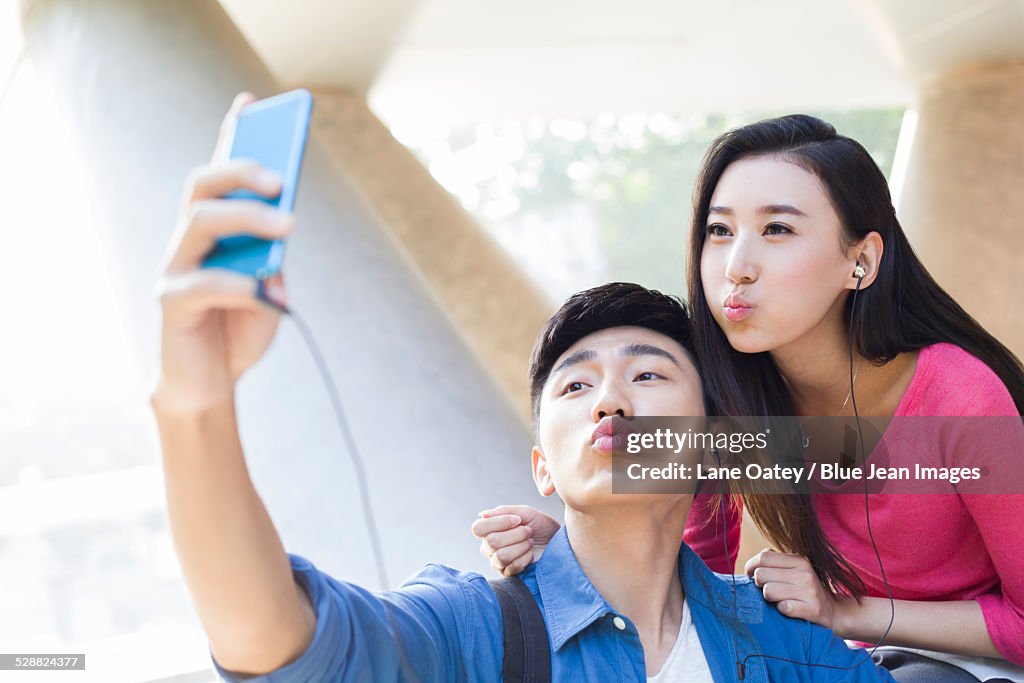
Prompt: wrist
<box><xmin>832</xmin><ymin>595</ymin><xmax>858</xmax><ymax>638</ymax></box>
<box><xmin>150</xmin><ymin>381</ymin><xmax>236</xmax><ymax>419</ymax></box>
<box><xmin>150</xmin><ymin>385</ymin><xmax>246</xmax><ymax>470</ymax></box>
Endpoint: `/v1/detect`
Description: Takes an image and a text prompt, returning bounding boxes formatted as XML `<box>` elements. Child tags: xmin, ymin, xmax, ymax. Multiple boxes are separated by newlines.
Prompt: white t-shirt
<box><xmin>647</xmin><ymin>598</ymin><xmax>714</xmax><ymax>683</ymax></box>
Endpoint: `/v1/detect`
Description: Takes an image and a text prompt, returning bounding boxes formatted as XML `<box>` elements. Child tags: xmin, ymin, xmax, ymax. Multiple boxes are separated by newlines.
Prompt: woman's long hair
<box><xmin>687</xmin><ymin>114</ymin><xmax>1024</xmax><ymax>596</ymax></box>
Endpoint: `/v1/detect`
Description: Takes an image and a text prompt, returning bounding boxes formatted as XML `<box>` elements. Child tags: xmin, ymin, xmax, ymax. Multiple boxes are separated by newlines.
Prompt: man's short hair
<box><xmin>527</xmin><ymin>282</ymin><xmax>698</xmax><ymax>425</ymax></box>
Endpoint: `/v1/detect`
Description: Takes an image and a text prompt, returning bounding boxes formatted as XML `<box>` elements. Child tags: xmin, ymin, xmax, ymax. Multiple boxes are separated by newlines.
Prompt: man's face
<box><xmin>532</xmin><ymin>326</ymin><xmax>704</xmax><ymax>509</ymax></box>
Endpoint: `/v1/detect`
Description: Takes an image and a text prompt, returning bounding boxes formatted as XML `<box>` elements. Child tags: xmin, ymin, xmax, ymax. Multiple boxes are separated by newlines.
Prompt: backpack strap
<box><xmin>488</xmin><ymin>577</ymin><xmax>552</xmax><ymax>683</ymax></box>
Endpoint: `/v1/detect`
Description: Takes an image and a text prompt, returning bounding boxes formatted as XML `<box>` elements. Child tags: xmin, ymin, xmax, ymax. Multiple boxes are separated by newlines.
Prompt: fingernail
<box><xmin>478</xmin><ymin>510</ymin><xmax>491</xmax><ymax>517</ymax></box>
<box><xmin>264</xmin><ymin>211</ymin><xmax>291</xmax><ymax>230</ymax></box>
<box><xmin>257</xmin><ymin>168</ymin><xmax>282</xmax><ymax>188</ymax></box>
<box><xmin>509</xmin><ymin>515</ymin><xmax>521</xmax><ymax>525</ymax></box>
<box><xmin>266</xmin><ymin>283</ymin><xmax>287</xmax><ymax>303</ymax></box>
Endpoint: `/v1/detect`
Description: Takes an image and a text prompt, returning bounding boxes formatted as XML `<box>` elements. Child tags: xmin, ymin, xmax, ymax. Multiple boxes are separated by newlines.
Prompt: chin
<box><xmin>568</xmin><ymin>476</ymin><xmax>616</xmax><ymax>507</ymax></box>
<box><xmin>721</xmin><ymin>328</ymin><xmax>773</xmax><ymax>355</ymax></box>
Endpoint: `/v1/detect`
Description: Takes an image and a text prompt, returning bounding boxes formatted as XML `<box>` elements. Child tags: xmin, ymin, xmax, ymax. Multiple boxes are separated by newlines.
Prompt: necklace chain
<box><xmin>801</xmin><ymin>359</ymin><xmax>861</xmax><ymax>448</ymax></box>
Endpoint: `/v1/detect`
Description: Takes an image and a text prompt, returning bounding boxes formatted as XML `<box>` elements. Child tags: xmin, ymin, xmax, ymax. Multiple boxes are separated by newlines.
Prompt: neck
<box><xmin>563</xmin><ymin>498</ymin><xmax>689</xmax><ymax>651</ymax></box>
<box><xmin>770</xmin><ymin>297</ymin><xmax>861</xmax><ymax>416</ymax></box>
<box><xmin>769</xmin><ymin>296</ymin><xmax>918</xmax><ymax>418</ymax></box>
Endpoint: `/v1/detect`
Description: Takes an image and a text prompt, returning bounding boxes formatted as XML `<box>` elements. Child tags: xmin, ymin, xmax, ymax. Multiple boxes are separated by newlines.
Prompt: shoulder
<box><xmin>703</xmin><ymin>575</ymin><xmax>889</xmax><ymax>681</ymax></box>
<box><xmin>397</xmin><ymin>563</ymin><xmax>502</xmax><ymax>617</ymax></box>
<box><xmin>747</xmin><ymin>596</ymin><xmax>889</xmax><ymax>681</ymax></box>
<box><xmin>400</xmin><ymin>564</ymin><xmax>505</xmax><ymax>675</ymax></box>
<box><xmin>286</xmin><ymin>555</ymin><xmax>504</xmax><ymax>679</ymax></box>
<box><xmin>402</xmin><ymin>562</ymin><xmax>494</xmax><ymax>591</ymax></box>
<box><xmin>287</xmin><ymin>555</ymin><xmax>484</xmax><ymax>603</ymax></box>
<box><xmin>294</xmin><ymin>558</ymin><xmax>496</xmax><ymax>605</ymax></box>
<box><xmin>288</xmin><ymin>555</ymin><xmax>503</xmax><ymax>640</ymax></box>
<box><xmin>901</xmin><ymin>343</ymin><xmax>1016</xmax><ymax>416</ymax></box>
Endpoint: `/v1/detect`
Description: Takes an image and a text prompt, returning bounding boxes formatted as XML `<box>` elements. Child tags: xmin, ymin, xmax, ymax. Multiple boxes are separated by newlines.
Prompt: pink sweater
<box><xmin>685</xmin><ymin>343</ymin><xmax>1024</xmax><ymax>665</ymax></box>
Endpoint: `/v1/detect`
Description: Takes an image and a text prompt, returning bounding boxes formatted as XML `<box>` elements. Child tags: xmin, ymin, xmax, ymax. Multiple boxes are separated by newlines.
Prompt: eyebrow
<box><xmin>550</xmin><ymin>349</ymin><xmax>596</xmax><ymax>376</ymax></box>
<box><xmin>620</xmin><ymin>343</ymin><xmax>681</xmax><ymax>367</ymax></box>
<box><xmin>550</xmin><ymin>343</ymin><xmax>681</xmax><ymax>377</ymax></box>
<box><xmin>708</xmin><ymin>204</ymin><xmax>807</xmax><ymax>217</ymax></box>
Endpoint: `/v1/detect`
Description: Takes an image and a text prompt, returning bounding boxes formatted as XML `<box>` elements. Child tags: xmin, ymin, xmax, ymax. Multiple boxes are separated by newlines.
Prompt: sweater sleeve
<box><xmin>683</xmin><ymin>492</ymin><xmax>742</xmax><ymax>574</ymax></box>
<box><xmin>971</xmin><ymin>497</ymin><xmax>1024</xmax><ymax>666</ymax></box>
<box><xmin>939</xmin><ymin>349</ymin><xmax>1024</xmax><ymax>665</ymax></box>
<box><xmin>950</xmin><ymin>413</ymin><xmax>1024</xmax><ymax>663</ymax></box>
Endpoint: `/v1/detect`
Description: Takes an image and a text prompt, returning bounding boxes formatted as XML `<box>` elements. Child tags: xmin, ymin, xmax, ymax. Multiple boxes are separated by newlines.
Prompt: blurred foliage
<box><xmin>432</xmin><ymin>109</ymin><xmax>904</xmax><ymax>299</ymax></box>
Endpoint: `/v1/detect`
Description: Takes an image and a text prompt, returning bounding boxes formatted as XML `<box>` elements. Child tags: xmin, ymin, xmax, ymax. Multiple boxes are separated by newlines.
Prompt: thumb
<box><xmin>481</xmin><ymin>504</ymin><xmax>540</xmax><ymax>524</ymax></box>
<box><xmin>213</xmin><ymin>91</ymin><xmax>258</xmax><ymax>163</ymax></box>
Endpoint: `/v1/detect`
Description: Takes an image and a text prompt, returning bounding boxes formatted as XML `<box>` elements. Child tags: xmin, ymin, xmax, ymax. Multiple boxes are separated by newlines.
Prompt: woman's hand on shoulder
<box><xmin>745</xmin><ymin>548</ymin><xmax>843</xmax><ymax>634</ymax></box>
<box><xmin>471</xmin><ymin>505</ymin><xmax>561</xmax><ymax>577</ymax></box>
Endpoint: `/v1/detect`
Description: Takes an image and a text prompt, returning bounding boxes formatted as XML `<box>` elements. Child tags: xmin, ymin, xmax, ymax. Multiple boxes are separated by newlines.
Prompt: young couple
<box><xmin>476</xmin><ymin>116</ymin><xmax>1024</xmax><ymax>682</ymax></box>
<box><xmin>151</xmin><ymin>95</ymin><xmax>1022</xmax><ymax>681</ymax></box>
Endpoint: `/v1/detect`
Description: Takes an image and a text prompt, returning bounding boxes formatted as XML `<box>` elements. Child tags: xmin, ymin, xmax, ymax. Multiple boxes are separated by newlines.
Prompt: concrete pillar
<box><xmin>308</xmin><ymin>88</ymin><xmax>554</xmax><ymax>421</ymax></box>
<box><xmin>896</xmin><ymin>62</ymin><xmax>1024</xmax><ymax>356</ymax></box>
<box><xmin>19</xmin><ymin>0</ymin><xmax>559</xmax><ymax>593</ymax></box>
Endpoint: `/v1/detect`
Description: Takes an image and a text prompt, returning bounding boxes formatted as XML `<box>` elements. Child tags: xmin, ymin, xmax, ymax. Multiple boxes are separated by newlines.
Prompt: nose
<box><xmin>591</xmin><ymin>380</ymin><xmax>633</xmax><ymax>423</ymax></box>
<box><xmin>724</xmin><ymin>233</ymin><xmax>759</xmax><ymax>285</ymax></box>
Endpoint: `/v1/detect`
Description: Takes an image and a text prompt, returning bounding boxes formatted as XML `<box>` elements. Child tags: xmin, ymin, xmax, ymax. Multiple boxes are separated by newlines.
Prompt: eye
<box><xmin>634</xmin><ymin>372</ymin><xmax>662</xmax><ymax>382</ymax></box>
<box><xmin>763</xmin><ymin>223</ymin><xmax>792</xmax><ymax>236</ymax></box>
<box><xmin>706</xmin><ymin>223</ymin><xmax>731</xmax><ymax>237</ymax></box>
<box><xmin>561</xmin><ymin>381</ymin><xmax>588</xmax><ymax>395</ymax></box>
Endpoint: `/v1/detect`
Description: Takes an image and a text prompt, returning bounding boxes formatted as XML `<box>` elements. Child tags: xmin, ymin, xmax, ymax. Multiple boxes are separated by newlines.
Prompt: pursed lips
<box><xmin>723</xmin><ymin>292</ymin><xmax>755</xmax><ymax>322</ymax></box>
<box><xmin>591</xmin><ymin>415</ymin><xmax>634</xmax><ymax>454</ymax></box>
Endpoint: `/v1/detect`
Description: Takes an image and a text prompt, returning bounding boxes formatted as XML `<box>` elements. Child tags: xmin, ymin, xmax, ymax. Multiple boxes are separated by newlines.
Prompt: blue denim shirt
<box><xmin>214</xmin><ymin>527</ymin><xmax>893</xmax><ymax>682</ymax></box>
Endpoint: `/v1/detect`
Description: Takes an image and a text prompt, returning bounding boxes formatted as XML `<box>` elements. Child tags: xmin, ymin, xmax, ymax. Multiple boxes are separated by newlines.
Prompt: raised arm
<box><xmin>150</xmin><ymin>93</ymin><xmax>314</xmax><ymax>675</ymax></box>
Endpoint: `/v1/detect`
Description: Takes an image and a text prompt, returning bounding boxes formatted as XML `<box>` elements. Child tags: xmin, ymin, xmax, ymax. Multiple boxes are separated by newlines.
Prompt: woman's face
<box><xmin>700</xmin><ymin>155</ymin><xmax>854</xmax><ymax>355</ymax></box>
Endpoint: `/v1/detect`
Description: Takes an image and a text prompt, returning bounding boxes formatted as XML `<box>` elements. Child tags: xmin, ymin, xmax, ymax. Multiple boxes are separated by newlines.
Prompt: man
<box><xmin>151</xmin><ymin>98</ymin><xmax>893</xmax><ymax>682</ymax></box>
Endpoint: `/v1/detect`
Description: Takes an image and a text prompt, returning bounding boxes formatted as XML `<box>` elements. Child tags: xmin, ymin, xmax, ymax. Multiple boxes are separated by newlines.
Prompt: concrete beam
<box><xmin>19</xmin><ymin>0</ymin><xmax>559</xmax><ymax>591</ymax></box>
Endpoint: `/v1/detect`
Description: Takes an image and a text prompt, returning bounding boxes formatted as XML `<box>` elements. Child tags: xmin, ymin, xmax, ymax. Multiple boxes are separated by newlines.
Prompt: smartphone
<box><xmin>201</xmin><ymin>89</ymin><xmax>313</xmax><ymax>279</ymax></box>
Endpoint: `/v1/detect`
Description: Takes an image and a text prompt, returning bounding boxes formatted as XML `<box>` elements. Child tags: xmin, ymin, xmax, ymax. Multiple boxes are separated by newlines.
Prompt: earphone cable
<box><xmin>284</xmin><ymin>305</ymin><xmax>391</xmax><ymax>590</ymax></box>
<box><xmin>733</xmin><ymin>273</ymin><xmax>896</xmax><ymax>678</ymax></box>
<box><xmin>850</xmin><ymin>282</ymin><xmax>897</xmax><ymax>656</ymax></box>
<box><xmin>269</xmin><ymin>299</ymin><xmax>422</xmax><ymax>682</ymax></box>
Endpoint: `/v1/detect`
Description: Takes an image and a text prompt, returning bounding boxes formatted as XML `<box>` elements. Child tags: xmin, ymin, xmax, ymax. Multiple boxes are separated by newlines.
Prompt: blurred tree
<box><xmin>415</xmin><ymin>109</ymin><xmax>904</xmax><ymax>300</ymax></box>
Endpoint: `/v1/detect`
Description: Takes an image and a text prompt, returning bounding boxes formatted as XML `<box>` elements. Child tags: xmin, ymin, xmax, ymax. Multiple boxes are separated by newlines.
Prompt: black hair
<box><xmin>683</xmin><ymin>114</ymin><xmax>1024</xmax><ymax>597</ymax></box>
<box><xmin>527</xmin><ymin>282</ymin><xmax>698</xmax><ymax>424</ymax></box>
<box><xmin>688</xmin><ymin>113</ymin><xmax>1024</xmax><ymax>418</ymax></box>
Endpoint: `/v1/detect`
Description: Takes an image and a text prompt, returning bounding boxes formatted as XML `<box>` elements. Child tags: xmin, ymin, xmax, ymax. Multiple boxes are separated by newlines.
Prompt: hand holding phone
<box><xmin>153</xmin><ymin>91</ymin><xmax>310</xmax><ymax>414</ymax></box>
<box><xmin>201</xmin><ymin>89</ymin><xmax>313</xmax><ymax>280</ymax></box>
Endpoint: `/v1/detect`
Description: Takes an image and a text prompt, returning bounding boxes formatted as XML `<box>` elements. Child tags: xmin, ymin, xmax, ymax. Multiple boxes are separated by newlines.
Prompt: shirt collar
<box><xmin>534</xmin><ymin>525</ymin><xmax>764</xmax><ymax>651</ymax></box>
<box><xmin>534</xmin><ymin>527</ymin><xmax>614</xmax><ymax>650</ymax></box>
<box><xmin>677</xmin><ymin>540</ymin><xmax>764</xmax><ymax>621</ymax></box>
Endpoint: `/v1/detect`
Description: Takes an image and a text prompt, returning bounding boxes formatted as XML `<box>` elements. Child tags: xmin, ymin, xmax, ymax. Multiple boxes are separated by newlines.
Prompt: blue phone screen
<box><xmin>202</xmin><ymin>89</ymin><xmax>312</xmax><ymax>279</ymax></box>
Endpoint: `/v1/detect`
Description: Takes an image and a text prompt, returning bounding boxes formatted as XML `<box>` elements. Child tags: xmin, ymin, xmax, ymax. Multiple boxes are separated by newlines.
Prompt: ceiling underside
<box><xmin>219</xmin><ymin>0</ymin><xmax>1024</xmax><ymax>125</ymax></box>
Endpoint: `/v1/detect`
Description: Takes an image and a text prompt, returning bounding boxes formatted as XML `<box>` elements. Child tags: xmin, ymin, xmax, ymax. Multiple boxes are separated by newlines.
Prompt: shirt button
<box><xmin>613</xmin><ymin>616</ymin><xmax>626</xmax><ymax>631</ymax></box>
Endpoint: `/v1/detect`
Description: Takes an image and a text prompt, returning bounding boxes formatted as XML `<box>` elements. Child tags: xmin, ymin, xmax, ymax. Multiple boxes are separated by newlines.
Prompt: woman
<box><xmin>474</xmin><ymin>115</ymin><xmax>1024</xmax><ymax>681</ymax></box>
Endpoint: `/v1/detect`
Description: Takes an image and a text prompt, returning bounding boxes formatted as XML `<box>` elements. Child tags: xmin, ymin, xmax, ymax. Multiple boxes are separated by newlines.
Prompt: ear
<box><xmin>532</xmin><ymin>446</ymin><xmax>556</xmax><ymax>497</ymax></box>
<box><xmin>846</xmin><ymin>231</ymin><xmax>884</xmax><ymax>290</ymax></box>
